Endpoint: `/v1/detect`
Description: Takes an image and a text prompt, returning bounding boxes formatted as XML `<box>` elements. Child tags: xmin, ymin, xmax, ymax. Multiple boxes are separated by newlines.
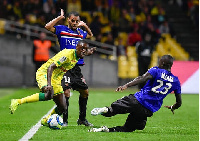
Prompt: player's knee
<box><xmin>79</xmin><ymin>89</ymin><xmax>89</xmax><ymax>98</ymax></box>
<box><xmin>64</xmin><ymin>89</ymin><xmax>70</xmax><ymax>97</ymax></box>
<box><xmin>81</xmin><ymin>93</ymin><xmax>89</xmax><ymax>98</ymax></box>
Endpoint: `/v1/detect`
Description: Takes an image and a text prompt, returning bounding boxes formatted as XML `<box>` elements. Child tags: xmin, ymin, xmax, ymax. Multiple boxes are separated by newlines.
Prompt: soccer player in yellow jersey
<box><xmin>10</xmin><ymin>40</ymin><xmax>96</xmax><ymax>126</ymax></box>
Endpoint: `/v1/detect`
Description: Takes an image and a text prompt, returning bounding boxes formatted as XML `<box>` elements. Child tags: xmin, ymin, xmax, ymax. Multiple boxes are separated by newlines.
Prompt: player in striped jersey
<box><xmin>44</xmin><ymin>9</ymin><xmax>94</xmax><ymax>126</ymax></box>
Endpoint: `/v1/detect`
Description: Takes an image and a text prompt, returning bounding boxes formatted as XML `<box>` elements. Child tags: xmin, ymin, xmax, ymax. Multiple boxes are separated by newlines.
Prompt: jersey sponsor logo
<box><xmin>161</xmin><ymin>73</ymin><xmax>174</xmax><ymax>82</ymax></box>
<box><xmin>65</xmin><ymin>39</ymin><xmax>79</xmax><ymax>46</ymax></box>
<box><xmin>60</xmin><ymin>31</ymin><xmax>82</xmax><ymax>47</ymax></box>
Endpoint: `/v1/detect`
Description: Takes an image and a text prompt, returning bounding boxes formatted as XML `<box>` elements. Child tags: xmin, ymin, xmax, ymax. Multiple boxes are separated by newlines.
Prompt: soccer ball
<box><xmin>47</xmin><ymin>114</ymin><xmax>63</xmax><ymax>129</ymax></box>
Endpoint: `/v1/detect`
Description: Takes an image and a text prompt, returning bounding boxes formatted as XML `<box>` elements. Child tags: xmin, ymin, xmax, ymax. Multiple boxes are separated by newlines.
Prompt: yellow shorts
<box><xmin>36</xmin><ymin>71</ymin><xmax>63</xmax><ymax>95</ymax></box>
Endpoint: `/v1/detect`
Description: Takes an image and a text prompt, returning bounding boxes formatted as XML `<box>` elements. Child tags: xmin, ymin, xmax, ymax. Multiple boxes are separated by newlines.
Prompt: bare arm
<box><xmin>78</xmin><ymin>21</ymin><xmax>93</xmax><ymax>38</ymax></box>
<box><xmin>85</xmin><ymin>47</ymin><xmax>97</xmax><ymax>56</ymax></box>
<box><xmin>45</xmin><ymin>9</ymin><xmax>65</xmax><ymax>33</ymax></box>
<box><xmin>173</xmin><ymin>94</ymin><xmax>182</xmax><ymax>109</ymax></box>
<box><xmin>116</xmin><ymin>72</ymin><xmax>153</xmax><ymax>92</ymax></box>
<box><xmin>45</xmin><ymin>63</ymin><xmax>57</xmax><ymax>91</ymax></box>
<box><xmin>164</xmin><ymin>93</ymin><xmax>182</xmax><ymax>114</ymax></box>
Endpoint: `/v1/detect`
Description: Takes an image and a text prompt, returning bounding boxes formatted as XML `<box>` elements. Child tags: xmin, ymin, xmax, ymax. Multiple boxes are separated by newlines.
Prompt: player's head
<box><xmin>39</xmin><ymin>32</ymin><xmax>46</xmax><ymax>41</ymax></box>
<box><xmin>76</xmin><ymin>40</ymin><xmax>89</xmax><ymax>58</ymax></box>
<box><xmin>158</xmin><ymin>55</ymin><xmax>174</xmax><ymax>71</ymax></box>
<box><xmin>67</xmin><ymin>11</ymin><xmax>80</xmax><ymax>30</ymax></box>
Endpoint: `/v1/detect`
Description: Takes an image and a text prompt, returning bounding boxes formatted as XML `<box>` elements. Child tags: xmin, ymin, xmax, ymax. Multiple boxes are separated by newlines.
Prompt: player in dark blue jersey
<box><xmin>44</xmin><ymin>9</ymin><xmax>95</xmax><ymax>126</ymax></box>
<box><xmin>89</xmin><ymin>55</ymin><xmax>182</xmax><ymax>132</ymax></box>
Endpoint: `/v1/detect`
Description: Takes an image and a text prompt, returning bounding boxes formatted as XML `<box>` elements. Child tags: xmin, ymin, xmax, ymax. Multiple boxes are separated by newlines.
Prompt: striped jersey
<box><xmin>54</xmin><ymin>25</ymin><xmax>87</xmax><ymax>65</ymax></box>
<box><xmin>134</xmin><ymin>66</ymin><xmax>181</xmax><ymax>113</ymax></box>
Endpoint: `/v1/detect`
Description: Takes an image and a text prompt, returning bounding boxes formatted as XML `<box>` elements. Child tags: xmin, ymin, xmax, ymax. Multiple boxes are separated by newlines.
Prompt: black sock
<box><xmin>79</xmin><ymin>96</ymin><xmax>88</xmax><ymax>121</ymax></box>
<box><xmin>63</xmin><ymin>97</ymin><xmax>69</xmax><ymax>123</ymax></box>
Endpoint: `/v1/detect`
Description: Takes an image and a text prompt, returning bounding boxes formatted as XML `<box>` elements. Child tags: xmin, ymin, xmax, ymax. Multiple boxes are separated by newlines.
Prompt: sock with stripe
<box><xmin>18</xmin><ymin>93</ymin><xmax>46</xmax><ymax>104</ymax></box>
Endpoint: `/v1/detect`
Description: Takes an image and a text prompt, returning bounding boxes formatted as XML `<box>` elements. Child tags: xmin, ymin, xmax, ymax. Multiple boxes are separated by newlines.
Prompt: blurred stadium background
<box><xmin>0</xmin><ymin>0</ymin><xmax>199</xmax><ymax>93</ymax></box>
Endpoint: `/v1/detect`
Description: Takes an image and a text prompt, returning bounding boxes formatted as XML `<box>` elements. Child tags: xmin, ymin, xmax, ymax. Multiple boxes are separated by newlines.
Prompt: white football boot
<box><xmin>91</xmin><ymin>107</ymin><xmax>108</xmax><ymax>116</ymax></box>
<box><xmin>88</xmin><ymin>126</ymin><xmax>109</xmax><ymax>132</ymax></box>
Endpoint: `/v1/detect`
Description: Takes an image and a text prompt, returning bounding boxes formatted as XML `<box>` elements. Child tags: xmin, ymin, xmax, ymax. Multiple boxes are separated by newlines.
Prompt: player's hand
<box><xmin>60</xmin><ymin>9</ymin><xmax>65</xmax><ymax>19</ymax></box>
<box><xmin>115</xmin><ymin>85</ymin><xmax>127</xmax><ymax>92</ymax></box>
<box><xmin>44</xmin><ymin>85</ymin><xmax>53</xmax><ymax>92</ymax></box>
<box><xmin>78</xmin><ymin>21</ymin><xmax>86</xmax><ymax>27</ymax></box>
<box><xmin>164</xmin><ymin>105</ymin><xmax>175</xmax><ymax>114</ymax></box>
<box><xmin>86</xmin><ymin>47</ymin><xmax>96</xmax><ymax>55</ymax></box>
<box><xmin>90</xmin><ymin>47</ymin><xmax>97</xmax><ymax>54</ymax></box>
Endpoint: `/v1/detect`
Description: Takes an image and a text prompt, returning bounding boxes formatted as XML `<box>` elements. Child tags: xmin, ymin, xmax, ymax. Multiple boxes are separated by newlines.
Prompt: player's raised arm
<box><xmin>45</xmin><ymin>9</ymin><xmax>65</xmax><ymax>33</ymax></box>
<box><xmin>78</xmin><ymin>21</ymin><xmax>93</xmax><ymax>38</ymax></box>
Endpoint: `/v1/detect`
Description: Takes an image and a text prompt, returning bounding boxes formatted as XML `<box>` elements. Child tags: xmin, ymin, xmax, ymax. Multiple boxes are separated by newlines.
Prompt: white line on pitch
<box><xmin>19</xmin><ymin>105</ymin><xmax>56</xmax><ymax>141</ymax></box>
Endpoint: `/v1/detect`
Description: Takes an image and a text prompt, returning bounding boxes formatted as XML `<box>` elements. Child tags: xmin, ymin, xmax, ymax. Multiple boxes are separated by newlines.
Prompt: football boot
<box><xmin>10</xmin><ymin>99</ymin><xmax>19</xmax><ymax>114</ymax></box>
<box><xmin>91</xmin><ymin>107</ymin><xmax>108</xmax><ymax>116</ymax></box>
<box><xmin>77</xmin><ymin>119</ymin><xmax>93</xmax><ymax>126</ymax></box>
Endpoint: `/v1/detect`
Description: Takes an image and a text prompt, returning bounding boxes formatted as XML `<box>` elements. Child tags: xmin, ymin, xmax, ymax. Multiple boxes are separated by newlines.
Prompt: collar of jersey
<box><xmin>75</xmin><ymin>50</ymin><xmax>79</xmax><ymax>61</ymax></box>
<box><xmin>68</xmin><ymin>26</ymin><xmax>79</xmax><ymax>33</ymax></box>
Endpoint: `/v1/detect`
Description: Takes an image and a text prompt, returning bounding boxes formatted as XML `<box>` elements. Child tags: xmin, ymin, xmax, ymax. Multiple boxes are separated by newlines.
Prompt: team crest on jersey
<box><xmin>77</xmin><ymin>30</ymin><xmax>80</xmax><ymax>35</ymax></box>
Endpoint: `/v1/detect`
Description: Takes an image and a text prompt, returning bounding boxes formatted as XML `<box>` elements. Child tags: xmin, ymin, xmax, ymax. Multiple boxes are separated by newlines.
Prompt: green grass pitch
<box><xmin>0</xmin><ymin>88</ymin><xmax>198</xmax><ymax>141</ymax></box>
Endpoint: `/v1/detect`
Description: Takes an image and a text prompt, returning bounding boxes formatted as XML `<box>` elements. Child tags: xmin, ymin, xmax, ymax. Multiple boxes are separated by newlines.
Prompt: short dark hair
<box><xmin>161</xmin><ymin>55</ymin><xmax>174</xmax><ymax>68</ymax></box>
<box><xmin>77</xmin><ymin>39</ymin><xmax>88</xmax><ymax>45</ymax></box>
<box><xmin>68</xmin><ymin>11</ymin><xmax>79</xmax><ymax>17</ymax></box>
<box><xmin>162</xmin><ymin>55</ymin><xmax>174</xmax><ymax>61</ymax></box>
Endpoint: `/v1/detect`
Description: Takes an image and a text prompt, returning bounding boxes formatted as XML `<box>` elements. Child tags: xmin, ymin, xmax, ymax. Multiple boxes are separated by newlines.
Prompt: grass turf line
<box><xmin>0</xmin><ymin>88</ymin><xmax>198</xmax><ymax>141</ymax></box>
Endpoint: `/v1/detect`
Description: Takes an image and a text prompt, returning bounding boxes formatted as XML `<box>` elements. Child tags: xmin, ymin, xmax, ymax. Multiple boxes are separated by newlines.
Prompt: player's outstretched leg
<box><xmin>91</xmin><ymin>107</ymin><xmax>108</xmax><ymax>116</ymax></box>
<box><xmin>10</xmin><ymin>93</ymin><xmax>46</xmax><ymax>114</ymax></box>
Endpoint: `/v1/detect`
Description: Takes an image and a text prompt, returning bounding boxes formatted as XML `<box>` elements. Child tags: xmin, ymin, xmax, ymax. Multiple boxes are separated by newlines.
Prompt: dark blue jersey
<box><xmin>135</xmin><ymin>66</ymin><xmax>181</xmax><ymax>113</ymax></box>
<box><xmin>54</xmin><ymin>25</ymin><xmax>87</xmax><ymax>65</ymax></box>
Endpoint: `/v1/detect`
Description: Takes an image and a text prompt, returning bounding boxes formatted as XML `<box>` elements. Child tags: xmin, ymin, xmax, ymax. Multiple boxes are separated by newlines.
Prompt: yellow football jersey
<box><xmin>36</xmin><ymin>49</ymin><xmax>79</xmax><ymax>94</ymax></box>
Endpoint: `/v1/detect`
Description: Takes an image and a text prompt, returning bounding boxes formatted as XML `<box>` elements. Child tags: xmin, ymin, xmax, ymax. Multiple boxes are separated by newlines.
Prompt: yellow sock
<box><xmin>18</xmin><ymin>93</ymin><xmax>40</xmax><ymax>104</ymax></box>
<box><xmin>45</xmin><ymin>108</ymin><xmax>56</xmax><ymax>120</ymax></box>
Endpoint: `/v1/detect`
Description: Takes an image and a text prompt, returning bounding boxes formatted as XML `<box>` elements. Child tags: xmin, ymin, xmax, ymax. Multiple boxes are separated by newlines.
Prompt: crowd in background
<box><xmin>173</xmin><ymin>0</ymin><xmax>199</xmax><ymax>29</ymax></box>
<box><xmin>0</xmin><ymin>0</ymin><xmax>198</xmax><ymax>57</ymax></box>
